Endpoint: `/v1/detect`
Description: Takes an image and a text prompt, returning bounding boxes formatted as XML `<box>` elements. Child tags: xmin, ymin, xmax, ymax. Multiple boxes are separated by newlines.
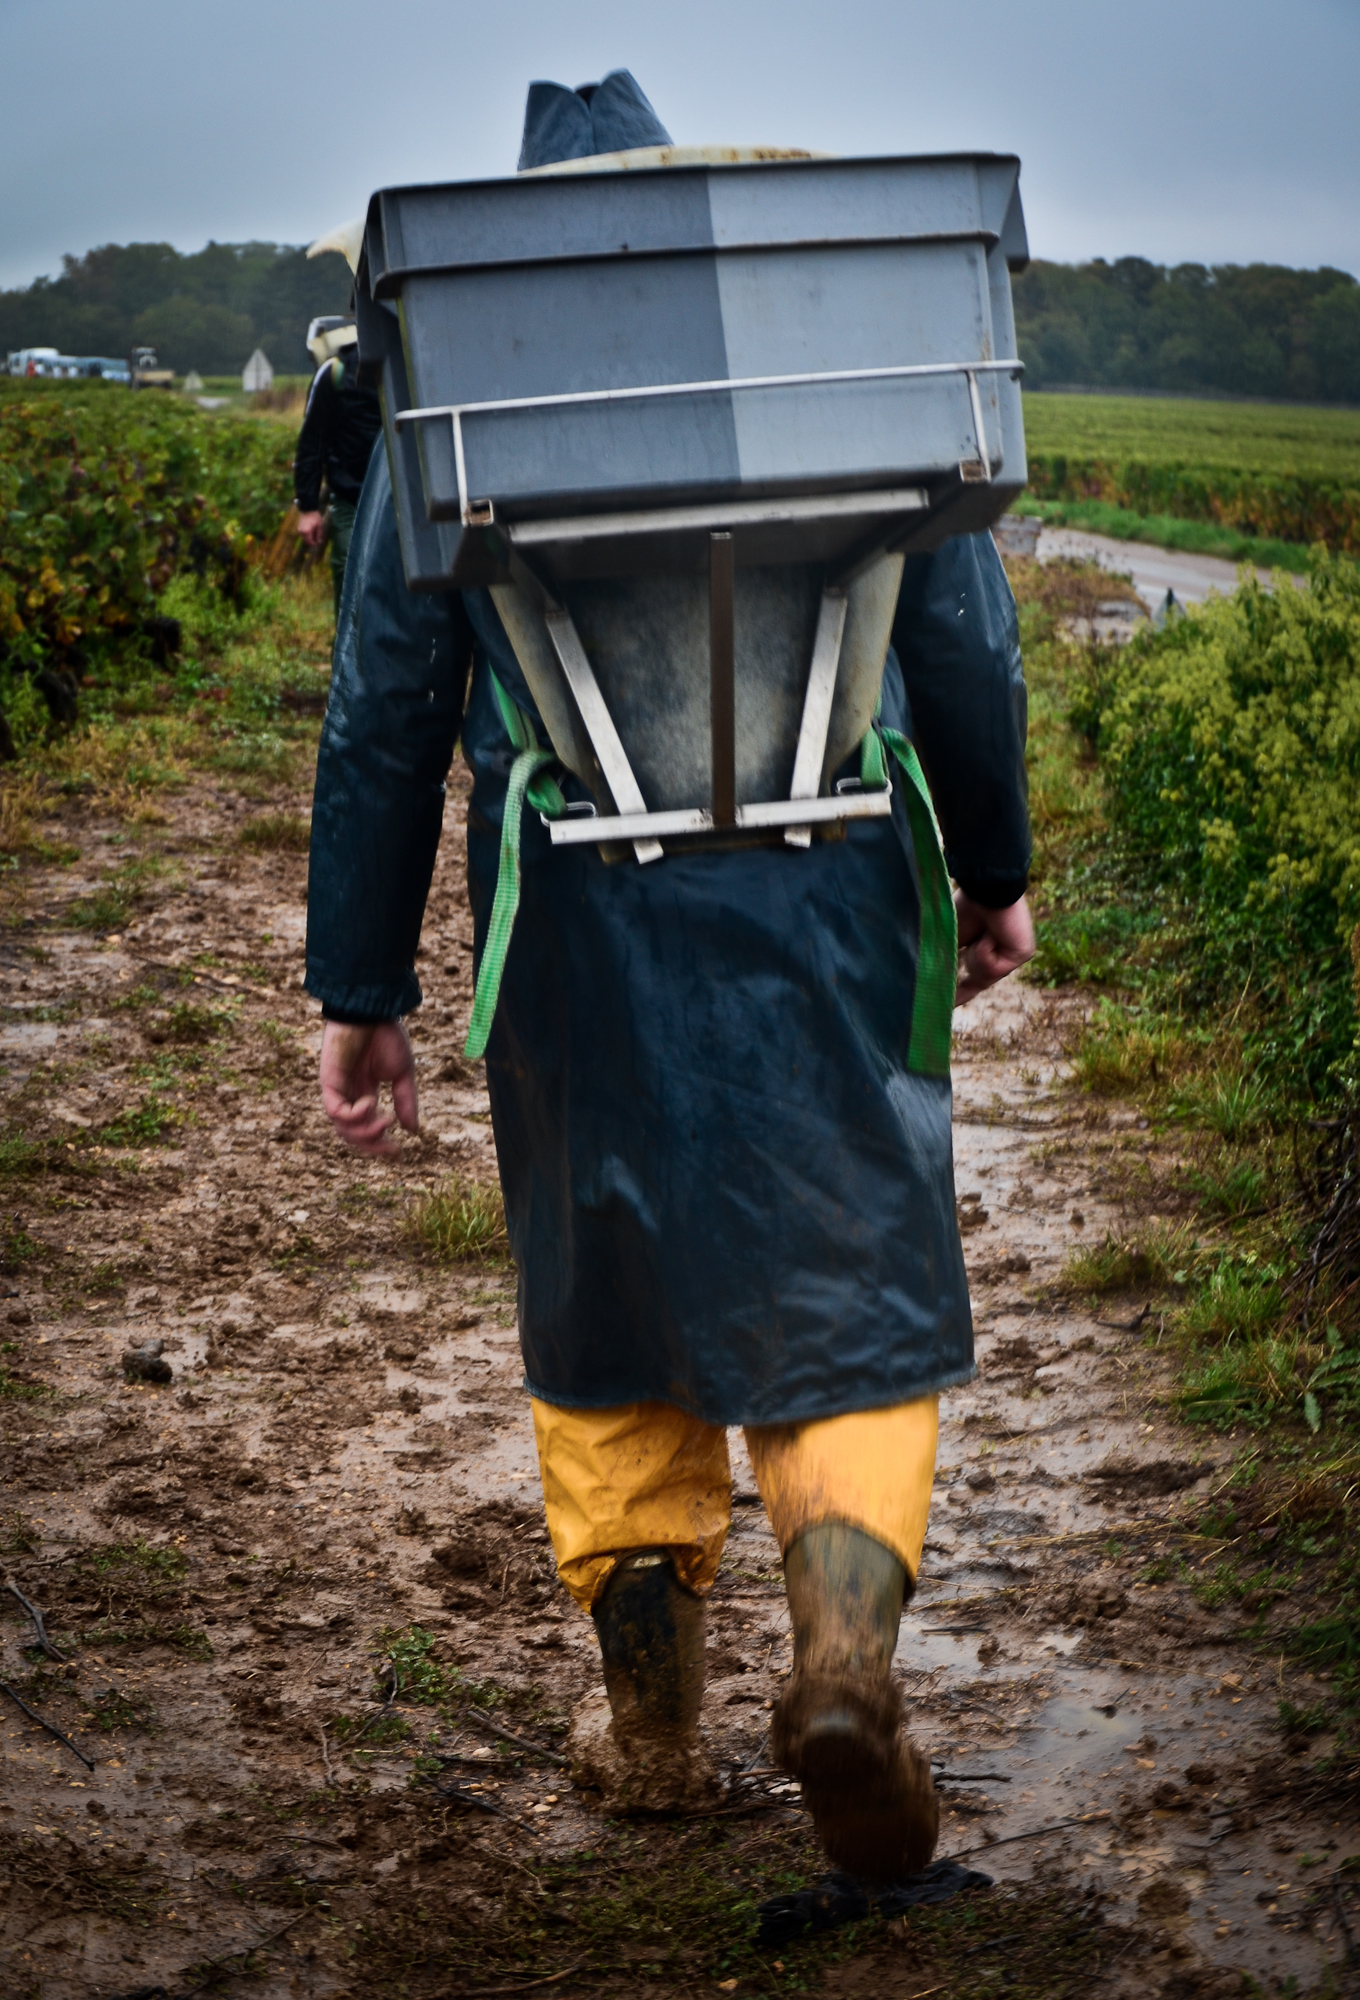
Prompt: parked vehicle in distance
<box><xmin>6</xmin><ymin>349</ymin><xmax>131</xmax><ymax>380</ymax></box>
<box><xmin>7</xmin><ymin>347</ymin><xmax>62</xmax><ymax>376</ymax></box>
<box><xmin>129</xmin><ymin>346</ymin><xmax>174</xmax><ymax>390</ymax></box>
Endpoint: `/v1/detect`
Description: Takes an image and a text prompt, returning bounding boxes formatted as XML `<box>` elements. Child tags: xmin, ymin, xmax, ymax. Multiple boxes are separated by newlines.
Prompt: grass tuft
<box><xmin>1178</xmin><ymin>1335</ymin><xmax>1314</xmax><ymax>1429</ymax></box>
<box><xmin>153</xmin><ymin>1000</ymin><xmax>231</xmax><ymax>1044</ymax></box>
<box><xmin>1186</xmin><ymin>1158</ymin><xmax>1269</xmax><ymax>1218</ymax></box>
<box><xmin>1072</xmin><ymin>1007</ymin><xmax>1191</xmax><ymax>1094</ymax></box>
<box><xmin>0</xmin><ymin>1366</ymin><xmax>48</xmax><ymax>1400</ymax></box>
<box><xmin>408</xmin><ymin>1174</ymin><xmax>511</xmax><ymax>1267</ymax></box>
<box><xmin>1061</xmin><ymin>1223</ymin><xmax>1198</xmax><ymax>1295</ymax></box>
<box><xmin>1170</xmin><ymin>1070</ymin><xmax>1274</xmax><ymax>1140</ymax></box>
<box><xmin>97</xmin><ymin>1094</ymin><xmax>178</xmax><ymax>1148</ymax></box>
<box><xmin>239</xmin><ymin>811</ymin><xmax>310</xmax><ymax>852</ymax></box>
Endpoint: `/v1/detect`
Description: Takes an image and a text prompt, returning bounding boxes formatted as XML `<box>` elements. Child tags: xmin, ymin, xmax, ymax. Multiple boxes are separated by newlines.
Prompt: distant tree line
<box><xmin>1013</xmin><ymin>257</ymin><xmax>1360</xmax><ymax>404</ymax></box>
<box><xmin>0</xmin><ymin>240</ymin><xmax>352</xmax><ymax>375</ymax></box>
<box><xmin>5</xmin><ymin>237</ymin><xmax>1360</xmax><ymax>406</ymax></box>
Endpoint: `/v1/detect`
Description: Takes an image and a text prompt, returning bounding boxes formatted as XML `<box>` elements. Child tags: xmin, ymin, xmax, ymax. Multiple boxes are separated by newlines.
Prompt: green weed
<box><xmin>207</xmin><ymin>727</ymin><xmax>291</xmax><ymax>779</ymax></box>
<box><xmin>365</xmin><ymin>1625</ymin><xmax>513</xmax><ymax>1723</ymax></box>
<box><xmin>67</xmin><ymin>882</ymin><xmax>134</xmax><ymax>931</ymax></box>
<box><xmin>1</xmin><ymin>1226</ymin><xmax>42</xmax><ymax>1269</ymax></box>
<box><xmin>333</xmin><ymin>1711</ymin><xmax>411</xmax><ymax>1747</ymax></box>
<box><xmin>112</xmin><ymin>983</ymin><xmax>163</xmax><ymax>1012</ymax></box>
<box><xmin>1072</xmin><ymin>1005</ymin><xmax>1190</xmax><ymax>1093</ymax></box>
<box><xmin>1278</xmin><ymin>1698</ymin><xmax>1331</xmax><ymax>1737</ymax></box>
<box><xmin>85</xmin><ymin>1687</ymin><xmax>154</xmax><ymax>1732</ymax></box>
<box><xmin>1</xmin><ymin>1510</ymin><xmax>40</xmax><ymax>1555</ymax></box>
<box><xmin>378</xmin><ymin>1624</ymin><xmax>456</xmax><ymax>1704</ymax></box>
<box><xmin>1177</xmin><ymin>1254</ymin><xmax>1285</xmax><ymax>1343</ymax></box>
<box><xmin>97</xmin><ymin>1094</ymin><xmax>177</xmax><ymax>1147</ymax></box>
<box><xmin>83</xmin><ymin>1540</ymin><xmax>188</xmax><ymax>1584</ymax></box>
<box><xmin>1139</xmin><ymin>1554</ymin><xmax>1190</xmax><ymax>1585</ymax></box>
<box><xmin>1029</xmin><ymin>904</ymin><xmax>1155</xmax><ymax>987</ymax></box>
<box><xmin>408</xmin><ymin>1175</ymin><xmax>511</xmax><ymax>1268</ymax></box>
<box><xmin>156</xmin><ymin>1000</ymin><xmax>230</xmax><ymax>1044</ymax></box>
<box><xmin>1061</xmin><ymin>1223</ymin><xmax>1197</xmax><ymax>1294</ymax></box>
<box><xmin>239</xmin><ymin>812</ymin><xmax>310</xmax><ymax>852</ymax></box>
<box><xmin>1187</xmin><ymin>1158</ymin><xmax>1268</xmax><ymax>1218</ymax></box>
<box><xmin>83</xmin><ymin>1260</ymin><xmax>126</xmax><ymax>1297</ymax></box>
<box><xmin>1178</xmin><ymin>1333</ymin><xmax>1315</xmax><ymax>1429</ymax></box>
<box><xmin>1305</xmin><ymin>1330</ymin><xmax>1360</xmax><ymax>1430</ymax></box>
<box><xmin>0</xmin><ymin>1366</ymin><xmax>47</xmax><ymax>1400</ymax></box>
<box><xmin>1170</xmin><ymin>1071</ymin><xmax>1274</xmax><ymax>1140</ymax></box>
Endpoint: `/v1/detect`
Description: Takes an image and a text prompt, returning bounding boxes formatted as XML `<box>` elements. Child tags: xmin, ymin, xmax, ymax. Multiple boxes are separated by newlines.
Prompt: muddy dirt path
<box><xmin>0</xmin><ymin>766</ymin><xmax>1351</xmax><ymax>1998</ymax></box>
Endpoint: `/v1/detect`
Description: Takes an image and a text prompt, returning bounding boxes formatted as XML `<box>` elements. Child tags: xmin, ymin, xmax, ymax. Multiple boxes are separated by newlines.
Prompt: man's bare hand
<box><xmin>319</xmin><ymin>1021</ymin><xmax>418</xmax><ymax>1155</ymax></box>
<box><xmin>296</xmin><ymin>508</ymin><xmax>327</xmax><ymax>551</ymax></box>
<box><xmin>954</xmin><ymin>892</ymin><xmax>1035</xmax><ymax>1004</ymax></box>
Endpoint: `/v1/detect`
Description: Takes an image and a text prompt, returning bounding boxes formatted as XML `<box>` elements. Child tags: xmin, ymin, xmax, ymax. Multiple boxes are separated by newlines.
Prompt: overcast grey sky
<box><xmin>2</xmin><ymin>0</ymin><xmax>1357</xmax><ymax>291</ymax></box>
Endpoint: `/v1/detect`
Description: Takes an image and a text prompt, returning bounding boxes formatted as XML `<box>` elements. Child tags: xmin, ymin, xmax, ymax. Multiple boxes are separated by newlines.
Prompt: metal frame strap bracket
<box><xmin>784</xmin><ymin>586</ymin><xmax>848</xmax><ymax>848</ymax></box>
<box><xmin>542</xmin><ymin>606</ymin><xmax>663</xmax><ymax>865</ymax></box>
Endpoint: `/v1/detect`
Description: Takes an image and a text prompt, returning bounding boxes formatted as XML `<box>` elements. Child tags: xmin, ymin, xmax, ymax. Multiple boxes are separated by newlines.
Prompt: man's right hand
<box><xmin>296</xmin><ymin>508</ymin><xmax>327</xmax><ymax>551</ymax></box>
<box><xmin>954</xmin><ymin>892</ymin><xmax>1036</xmax><ymax>1004</ymax></box>
<box><xmin>319</xmin><ymin>1020</ymin><xmax>419</xmax><ymax>1156</ymax></box>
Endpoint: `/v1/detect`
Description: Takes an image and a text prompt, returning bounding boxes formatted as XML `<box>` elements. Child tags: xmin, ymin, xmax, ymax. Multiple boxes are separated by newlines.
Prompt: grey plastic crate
<box><xmin>358</xmin><ymin>152</ymin><xmax>1029</xmax><ymax>590</ymax></box>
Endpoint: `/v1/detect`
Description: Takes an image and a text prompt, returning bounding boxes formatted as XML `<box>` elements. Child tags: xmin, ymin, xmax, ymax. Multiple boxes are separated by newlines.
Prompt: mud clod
<box><xmin>120</xmin><ymin>1339</ymin><xmax>172</xmax><ymax>1385</ymax></box>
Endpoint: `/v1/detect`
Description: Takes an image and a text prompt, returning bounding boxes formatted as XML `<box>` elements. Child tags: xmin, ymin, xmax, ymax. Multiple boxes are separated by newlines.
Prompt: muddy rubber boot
<box><xmin>771</xmin><ymin>1523</ymin><xmax>938</xmax><ymax>1880</ymax></box>
<box><xmin>567</xmin><ymin>1551</ymin><xmax>721</xmax><ymax>1815</ymax></box>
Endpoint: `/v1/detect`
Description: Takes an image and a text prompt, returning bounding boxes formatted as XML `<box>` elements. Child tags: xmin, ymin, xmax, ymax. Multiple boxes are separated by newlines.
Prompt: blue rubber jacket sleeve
<box><xmin>305</xmin><ymin>450</ymin><xmax>472</xmax><ymax>1021</ymax></box>
<box><xmin>892</xmin><ymin>531</ymin><xmax>1030</xmax><ymax>908</ymax></box>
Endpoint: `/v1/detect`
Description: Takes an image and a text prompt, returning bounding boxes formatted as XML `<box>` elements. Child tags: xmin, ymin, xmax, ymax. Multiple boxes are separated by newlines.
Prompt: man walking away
<box><xmin>307</xmin><ymin>70</ymin><xmax>1035</xmax><ymax>1882</ymax></box>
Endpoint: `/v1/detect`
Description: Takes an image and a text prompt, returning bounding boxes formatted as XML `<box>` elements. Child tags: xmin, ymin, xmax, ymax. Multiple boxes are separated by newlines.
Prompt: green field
<box><xmin>1017</xmin><ymin>390</ymin><xmax>1360</xmax><ymax>556</ymax></box>
<box><xmin>1022</xmin><ymin>390</ymin><xmax>1360</xmax><ymax>477</ymax></box>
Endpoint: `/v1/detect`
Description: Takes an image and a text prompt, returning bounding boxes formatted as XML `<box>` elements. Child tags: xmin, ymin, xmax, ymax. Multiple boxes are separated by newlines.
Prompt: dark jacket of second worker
<box><xmin>293</xmin><ymin>347</ymin><xmax>382</xmax><ymax>513</ymax></box>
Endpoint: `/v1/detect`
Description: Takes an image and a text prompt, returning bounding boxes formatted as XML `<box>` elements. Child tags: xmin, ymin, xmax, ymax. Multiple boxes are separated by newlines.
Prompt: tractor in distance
<box><xmin>128</xmin><ymin>346</ymin><xmax>175</xmax><ymax>390</ymax></box>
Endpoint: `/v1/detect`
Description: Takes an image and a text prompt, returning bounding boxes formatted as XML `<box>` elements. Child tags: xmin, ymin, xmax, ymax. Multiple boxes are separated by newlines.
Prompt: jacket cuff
<box><xmin>954</xmin><ymin>872</ymin><xmax>1029</xmax><ymax>910</ymax></box>
<box><xmin>295</xmin><ymin>492</ymin><xmax>322</xmax><ymax>514</ymax></box>
<box><xmin>304</xmin><ymin>964</ymin><xmax>422</xmax><ymax>1021</ymax></box>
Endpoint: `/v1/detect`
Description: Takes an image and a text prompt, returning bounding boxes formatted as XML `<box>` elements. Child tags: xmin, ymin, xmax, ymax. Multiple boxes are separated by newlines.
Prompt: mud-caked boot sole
<box><xmin>773</xmin><ymin>1672</ymin><xmax>938</xmax><ymax>1880</ymax></box>
<box><xmin>567</xmin><ymin>1689</ymin><xmax>723</xmax><ymax>1816</ymax></box>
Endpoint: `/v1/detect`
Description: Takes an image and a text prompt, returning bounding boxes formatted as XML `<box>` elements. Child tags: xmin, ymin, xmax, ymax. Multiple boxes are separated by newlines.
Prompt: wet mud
<box><xmin>0</xmin><ymin>767</ymin><xmax>1353</xmax><ymax>1997</ymax></box>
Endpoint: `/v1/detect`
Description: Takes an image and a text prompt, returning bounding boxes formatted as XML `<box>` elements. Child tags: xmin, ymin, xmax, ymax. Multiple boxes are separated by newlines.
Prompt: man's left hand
<box><xmin>954</xmin><ymin>892</ymin><xmax>1035</xmax><ymax>1004</ymax></box>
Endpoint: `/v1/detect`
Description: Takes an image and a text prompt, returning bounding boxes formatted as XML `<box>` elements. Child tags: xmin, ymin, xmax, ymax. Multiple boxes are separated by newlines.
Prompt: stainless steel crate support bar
<box><xmin>395</xmin><ymin>357</ymin><xmax>1023</xmax><ymax>524</ymax></box>
<box><xmin>542</xmin><ymin>607</ymin><xmax>664</xmax><ymax>865</ymax></box>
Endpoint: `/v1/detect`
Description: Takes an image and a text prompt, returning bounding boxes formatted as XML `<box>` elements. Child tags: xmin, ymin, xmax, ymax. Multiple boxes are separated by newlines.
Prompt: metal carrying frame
<box><xmin>396</xmin><ymin>355</ymin><xmax>1022</xmax><ymax>863</ymax></box>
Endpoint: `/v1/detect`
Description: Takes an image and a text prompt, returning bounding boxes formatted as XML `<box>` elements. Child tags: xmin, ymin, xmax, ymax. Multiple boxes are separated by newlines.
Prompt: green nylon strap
<box><xmin>867</xmin><ymin>724</ymin><xmax>959</xmax><ymax>1079</ymax></box>
<box><xmin>463</xmin><ymin>676</ymin><xmax>565</xmax><ymax>1061</ymax></box>
<box><xmin>463</xmin><ymin>674</ymin><xmax>956</xmax><ymax>1077</ymax></box>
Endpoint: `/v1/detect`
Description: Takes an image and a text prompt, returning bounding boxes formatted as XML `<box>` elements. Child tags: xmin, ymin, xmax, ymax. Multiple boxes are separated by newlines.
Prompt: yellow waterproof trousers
<box><xmin>530</xmin><ymin>1396</ymin><xmax>939</xmax><ymax>1612</ymax></box>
